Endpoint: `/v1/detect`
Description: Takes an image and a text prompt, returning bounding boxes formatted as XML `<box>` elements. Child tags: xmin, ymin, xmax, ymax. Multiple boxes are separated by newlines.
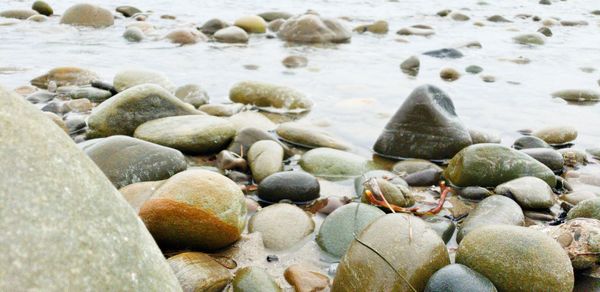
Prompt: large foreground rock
<box><xmin>373</xmin><ymin>85</ymin><xmax>472</xmax><ymax>160</ymax></box>
<box><xmin>332</xmin><ymin>214</ymin><xmax>450</xmax><ymax>291</ymax></box>
<box><xmin>85</xmin><ymin>135</ymin><xmax>187</xmax><ymax>188</ymax></box>
<box><xmin>456</xmin><ymin>225</ymin><xmax>574</xmax><ymax>292</ymax></box>
<box><xmin>278</xmin><ymin>13</ymin><xmax>351</xmax><ymax>43</ymax></box>
<box><xmin>444</xmin><ymin>144</ymin><xmax>557</xmax><ymax>188</ymax></box>
<box><xmin>0</xmin><ymin>87</ymin><xmax>181</xmax><ymax>290</ymax></box>
<box><xmin>87</xmin><ymin>84</ymin><xmax>202</xmax><ymax>137</ymax></box>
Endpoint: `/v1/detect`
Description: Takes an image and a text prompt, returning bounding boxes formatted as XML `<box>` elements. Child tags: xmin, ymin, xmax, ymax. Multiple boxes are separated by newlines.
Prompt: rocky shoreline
<box><xmin>1</xmin><ymin>1</ymin><xmax>600</xmax><ymax>291</ymax></box>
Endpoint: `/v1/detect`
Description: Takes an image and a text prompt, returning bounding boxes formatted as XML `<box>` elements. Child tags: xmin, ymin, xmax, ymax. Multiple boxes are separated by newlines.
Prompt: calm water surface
<box><xmin>1</xmin><ymin>0</ymin><xmax>599</xmax><ymax>154</ymax></box>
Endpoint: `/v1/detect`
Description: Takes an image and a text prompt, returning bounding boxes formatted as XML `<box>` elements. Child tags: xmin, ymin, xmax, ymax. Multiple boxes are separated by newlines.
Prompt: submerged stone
<box><xmin>373</xmin><ymin>85</ymin><xmax>472</xmax><ymax>160</ymax></box>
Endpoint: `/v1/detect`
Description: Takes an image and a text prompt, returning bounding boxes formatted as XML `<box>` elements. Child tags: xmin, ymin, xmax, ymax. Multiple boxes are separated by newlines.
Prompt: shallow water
<box><xmin>1</xmin><ymin>0</ymin><xmax>600</xmax><ymax>155</ymax></box>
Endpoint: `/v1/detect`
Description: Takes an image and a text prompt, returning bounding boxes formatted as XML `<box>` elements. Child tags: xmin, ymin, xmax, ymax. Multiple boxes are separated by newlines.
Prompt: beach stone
<box><xmin>567</xmin><ymin>197</ymin><xmax>600</xmax><ymax>221</ymax></box>
<box><xmin>538</xmin><ymin>26</ymin><xmax>552</xmax><ymax>37</ymax></box>
<box><xmin>332</xmin><ymin>214</ymin><xmax>450</xmax><ymax>291</ymax></box>
<box><xmin>361</xmin><ymin>178</ymin><xmax>415</xmax><ymax>207</ymax></box>
<box><xmin>166</xmin><ymin>28</ymin><xmax>207</xmax><ymax>45</ymax></box>
<box><xmin>27</xmin><ymin>14</ymin><xmax>47</xmax><ymax>22</ymax></box>
<box><xmin>140</xmin><ymin>169</ymin><xmax>247</xmax><ymax>250</ymax></box>
<box><xmin>444</xmin><ymin>144</ymin><xmax>557</xmax><ymax>188</ymax></box>
<box><xmin>113</xmin><ymin>68</ymin><xmax>176</xmax><ymax>92</ymax></box>
<box><xmin>373</xmin><ymin>84</ymin><xmax>472</xmax><ymax>160</ymax></box>
<box><xmin>0</xmin><ymin>9</ymin><xmax>38</xmax><ymax>19</ymax></box>
<box><xmin>168</xmin><ymin>252</ymin><xmax>232</xmax><ymax>292</ymax></box>
<box><xmin>457</xmin><ymin>195</ymin><xmax>524</xmax><ymax>242</ymax></box>
<box><xmin>123</xmin><ymin>27</ymin><xmax>144</xmax><ymax>42</ymax></box>
<box><xmin>268</xmin><ymin>19</ymin><xmax>285</xmax><ymax>32</ymax></box>
<box><xmin>588</xmin><ymin>147</ymin><xmax>600</xmax><ymax>159</ymax></box>
<box><xmin>116</xmin><ymin>6</ymin><xmax>141</xmax><ymax>17</ymax></box>
<box><xmin>317</xmin><ymin>203</ymin><xmax>385</xmax><ymax>258</ymax></box>
<box><xmin>229</xmin><ymin>81</ymin><xmax>312</xmax><ymax>112</ymax></box>
<box><xmin>533</xmin><ymin>125</ymin><xmax>577</xmax><ymax>145</ymax></box>
<box><xmin>87</xmin><ymin>84</ymin><xmax>201</xmax><ymax>137</ymax></box>
<box><xmin>355</xmin><ymin>170</ymin><xmax>409</xmax><ymax>196</ymax></box>
<box><xmin>65</xmin><ymin>98</ymin><xmax>93</xmax><ymax>112</ymax></box>
<box><xmin>282</xmin><ymin>55</ymin><xmax>308</xmax><ymax>68</ymax></box>
<box><xmin>85</xmin><ymin>135</ymin><xmax>187</xmax><ymax>188</ymax></box>
<box><xmin>259</xmin><ymin>11</ymin><xmax>292</xmax><ymax>22</ymax></box>
<box><xmin>487</xmin><ymin>15</ymin><xmax>510</xmax><ymax>22</ymax></box>
<box><xmin>60</xmin><ymin>4</ymin><xmax>113</xmax><ymax>27</ymax></box>
<box><xmin>65</xmin><ymin>87</ymin><xmax>112</xmax><ymax>102</ymax></box>
<box><xmin>214</xmin><ymin>26</ymin><xmax>249</xmax><ymax>43</ymax></box>
<box><xmin>520</xmin><ymin>148</ymin><xmax>564</xmax><ymax>171</ymax></box>
<box><xmin>495</xmin><ymin>176</ymin><xmax>555</xmax><ymax>209</ymax></box>
<box><xmin>392</xmin><ymin>159</ymin><xmax>442</xmax><ymax>175</ymax></box>
<box><xmin>227</xmin><ymin>127</ymin><xmax>287</xmax><ymax>157</ymax></box>
<box><xmin>216</xmin><ymin>150</ymin><xmax>247</xmax><ymax>172</ymax></box>
<box><xmin>300</xmin><ymin>148</ymin><xmax>368</xmax><ymax>178</ymax></box>
<box><xmin>284</xmin><ymin>264</ymin><xmax>330</xmax><ymax>292</ymax></box>
<box><xmin>456</xmin><ymin>225</ymin><xmax>574</xmax><ymax>292</ymax></box>
<box><xmin>400</xmin><ymin>56</ymin><xmax>420</xmax><ymax>76</ymax></box>
<box><xmin>278</xmin><ymin>14</ymin><xmax>351</xmax><ymax>43</ymax></box>
<box><xmin>258</xmin><ymin>171</ymin><xmax>320</xmax><ymax>203</ymax></box>
<box><xmin>0</xmin><ymin>86</ymin><xmax>181</xmax><ymax>291</ymax></box>
<box><xmin>174</xmin><ymin>84</ymin><xmax>209</xmax><ymax>107</ymax></box>
<box><xmin>248</xmin><ymin>140</ymin><xmax>284</xmax><ymax>183</ymax></box>
<box><xmin>440</xmin><ymin>68</ymin><xmax>460</xmax><ymax>81</ymax></box>
<box><xmin>423</xmin><ymin>48</ymin><xmax>463</xmax><ymax>59</ymax></box>
<box><xmin>248</xmin><ymin>203</ymin><xmax>314</xmax><ymax>250</ymax></box>
<box><xmin>127</xmin><ymin>22</ymin><xmax>155</xmax><ymax>34</ymax></box>
<box><xmin>404</xmin><ymin>168</ymin><xmax>442</xmax><ymax>186</ymax></box>
<box><xmin>465</xmin><ymin>65</ymin><xmax>483</xmax><ymax>74</ymax></box>
<box><xmin>353</xmin><ymin>20</ymin><xmax>388</xmax><ymax>34</ymax></box>
<box><xmin>513</xmin><ymin>135</ymin><xmax>551</xmax><ymax>149</ymax></box>
<box><xmin>233</xmin><ymin>266</ymin><xmax>281</xmax><ymax>292</ymax></box>
<box><xmin>559</xmin><ymin>148</ymin><xmax>588</xmax><ymax>166</ymax></box>
<box><xmin>425</xmin><ymin>264</ymin><xmax>497</xmax><ymax>292</ymax></box>
<box><xmin>513</xmin><ymin>33</ymin><xmax>545</xmax><ymax>45</ymax></box>
<box><xmin>43</xmin><ymin>112</ymin><xmax>67</xmax><ymax>133</ymax></box>
<box><xmin>199</xmin><ymin>103</ymin><xmax>243</xmax><ymax>117</ymax></box>
<box><xmin>119</xmin><ymin>180</ymin><xmax>165</xmax><ymax>212</ymax></box>
<box><xmin>450</xmin><ymin>12</ymin><xmax>470</xmax><ymax>21</ymax></box>
<box><xmin>397</xmin><ymin>26</ymin><xmax>435</xmax><ymax>36</ymax></box>
<box><xmin>423</xmin><ymin>216</ymin><xmax>456</xmax><ymax>243</ymax></box>
<box><xmin>31</xmin><ymin>67</ymin><xmax>99</xmax><ymax>89</ymax></box>
<box><xmin>234</xmin><ymin>15</ymin><xmax>267</xmax><ymax>33</ymax></box>
<box><xmin>560</xmin><ymin>191</ymin><xmax>597</xmax><ymax>205</ymax></box>
<box><xmin>552</xmin><ymin>89</ymin><xmax>600</xmax><ymax>103</ymax></box>
<box><xmin>469</xmin><ymin>129</ymin><xmax>500</xmax><ymax>144</ymax></box>
<box><xmin>134</xmin><ymin>115</ymin><xmax>235</xmax><ymax>154</ymax></box>
<box><xmin>32</xmin><ymin>1</ymin><xmax>52</xmax><ymax>16</ymax></box>
<box><xmin>276</xmin><ymin>122</ymin><xmax>349</xmax><ymax>150</ymax></box>
<box><xmin>200</xmin><ymin>18</ymin><xmax>229</xmax><ymax>35</ymax></box>
<box><xmin>228</xmin><ymin>112</ymin><xmax>276</xmax><ymax>133</ymax></box>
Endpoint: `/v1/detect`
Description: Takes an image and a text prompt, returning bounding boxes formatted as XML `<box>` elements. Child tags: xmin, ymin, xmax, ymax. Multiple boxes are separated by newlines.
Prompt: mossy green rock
<box><xmin>87</xmin><ymin>84</ymin><xmax>202</xmax><ymax>137</ymax></box>
<box><xmin>373</xmin><ymin>85</ymin><xmax>472</xmax><ymax>160</ymax></box>
<box><xmin>32</xmin><ymin>1</ymin><xmax>52</xmax><ymax>16</ymax></box>
<box><xmin>332</xmin><ymin>214</ymin><xmax>450</xmax><ymax>291</ymax></box>
<box><xmin>140</xmin><ymin>169</ymin><xmax>247</xmax><ymax>250</ymax></box>
<box><xmin>233</xmin><ymin>266</ymin><xmax>281</xmax><ymax>292</ymax></box>
<box><xmin>0</xmin><ymin>86</ymin><xmax>181</xmax><ymax>291</ymax></box>
<box><xmin>444</xmin><ymin>144</ymin><xmax>557</xmax><ymax>188</ymax></box>
<box><xmin>457</xmin><ymin>195</ymin><xmax>524</xmax><ymax>242</ymax></box>
<box><xmin>425</xmin><ymin>264</ymin><xmax>497</xmax><ymax>292</ymax></box>
<box><xmin>316</xmin><ymin>203</ymin><xmax>385</xmax><ymax>258</ymax></box>
<box><xmin>85</xmin><ymin>135</ymin><xmax>187</xmax><ymax>188</ymax></box>
<box><xmin>567</xmin><ymin>197</ymin><xmax>600</xmax><ymax>220</ymax></box>
<box><xmin>134</xmin><ymin>115</ymin><xmax>235</xmax><ymax>154</ymax></box>
<box><xmin>456</xmin><ymin>225</ymin><xmax>574</xmax><ymax>292</ymax></box>
<box><xmin>494</xmin><ymin>176</ymin><xmax>555</xmax><ymax>209</ymax></box>
<box><xmin>229</xmin><ymin>81</ymin><xmax>313</xmax><ymax>111</ymax></box>
<box><xmin>300</xmin><ymin>147</ymin><xmax>369</xmax><ymax>178</ymax></box>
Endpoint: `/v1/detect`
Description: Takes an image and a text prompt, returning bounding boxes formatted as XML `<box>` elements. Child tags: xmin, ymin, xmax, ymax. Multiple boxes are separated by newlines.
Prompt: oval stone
<box><xmin>457</xmin><ymin>195</ymin><xmax>524</xmax><ymax>242</ymax></box>
<box><xmin>300</xmin><ymin>148</ymin><xmax>369</xmax><ymax>178</ymax></box>
<box><xmin>257</xmin><ymin>171</ymin><xmax>320</xmax><ymax>203</ymax></box>
<box><xmin>229</xmin><ymin>81</ymin><xmax>313</xmax><ymax>112</ymax></box>
<box><xmin>494</xmin><ymin>176</ymin><xmax>556</xmax><ymax>209</ymax></box>
<box><xmin>248</xmin><ymin>203</ymin><xmax>315</xmax><ymax>250</ymax></box>
<box><xmin>232</xmin><ymin>266</ymin><xmax>281</xmax><ymax>292</ymax></box>
<box><xmin>248</xmin><ymin>140</ymin><xmax>284</xmax><ymax>183</ymax></box>
<box><xmin>567</xmin><ymin>197</ymin><xmax>600</xmax><ymax>221</ymax></box>
<box><xmin>425</xmin><ymin>264</ymin><xmax>497</xmax><ymax>292</ymax></box>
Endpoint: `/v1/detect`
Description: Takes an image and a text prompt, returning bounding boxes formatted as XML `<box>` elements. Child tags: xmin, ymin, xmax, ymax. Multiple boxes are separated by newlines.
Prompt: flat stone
<box><xmin>494</xmin><ymin>176</ymin><xmax>555</xmax><ymax>209</ymax></box>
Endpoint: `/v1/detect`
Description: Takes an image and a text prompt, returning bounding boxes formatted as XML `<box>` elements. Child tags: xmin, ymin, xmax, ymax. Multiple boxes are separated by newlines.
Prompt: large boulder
<box><xmin>444</xmin><ymin>144</ymin><xmax>557</xmax><ymax>188</ymax></box>
<box><xmin>278</xmin><ymin>13</ymin><xmax>351</xmax><ymax>43</ymax></box>
<box><xmin>60</xmin><ymin>3</ymin><xmax>114</xmax><ymax>28</ymax></box>
<box><xmin>85</xmin><ymin>135</ymin><xmax>187</xmax><ymax>188</ymax></box>
<box><xmin>456</xmin><ymin>225</ymin><xmax>574</xmax><ymax>292</ymax></box>
<box><xmin>134</xmin><ymin>115</ymin><xmax>235</xmax><ymax>154</ymax></box>
<box><xmin>373</xmin><ymin>85</ymin><xmax>472</xmax><ymax>161</ymax></box>
<box><xmin>332</xmin><ymin>214</ymin><xmax>450</xmax><ymax>291</ymax></box>
<box><xmin>139</xmin><ymin>169</ymin><xmax>247</xmax><ymax>250</ymax></box>
<box><xmin>229</xmin><ymin>81</ymin><xmax>313</xmax><ymax>112</ymax></box>
<box><xmin>87</xmin><ymin>84</ymin><xmax>202</xmax><ymax>137</ymax></box>
<box><xmin>0</xmin><ymin>86</ymin><xmax>181</xmax><ymax>290</ymax></box>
